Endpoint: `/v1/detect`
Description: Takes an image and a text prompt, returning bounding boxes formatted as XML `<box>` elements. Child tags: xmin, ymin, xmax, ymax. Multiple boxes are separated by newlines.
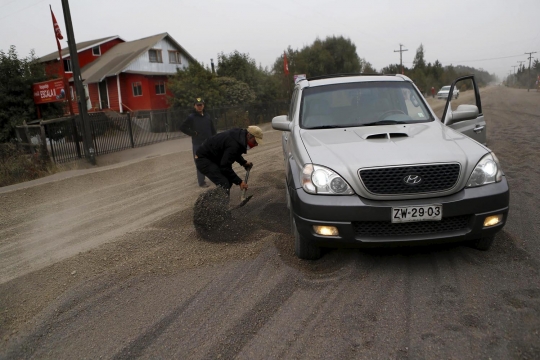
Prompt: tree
<box><xmin>215</xmin><ymin>77</ymin><xmax>256</xmax><ymax>106</ymax></box>
<box><xmin>380</xmin><ymin>64</ymin><xmax>406</xmax><ymax>74</ymax></box>
<box><xmin>273</xmin><ymin>36</ymin><xmax>362</xmax><ymax>77</ymax></box>
<box><xmin>0</xmin><ymin>46</ymin><xmax>62</xmax><ymax>142</ymax></box>
<box><xmin>360</xmin><ymin>58</ymin><xmax>377</xmax><ymax>74</ymax></box>
<box><xmin>168</xmin><ymin>61</ymin><xmax>257</xmax><ymax>109</ymax></box>
<box><xmin>167</xmin><ymin>62</ymin><xmax>222</xmax><ymax>109</ymax></box>
<box><xmin>217</xmin><ymin>51</ymin><xmax>280</xmax><ymax>103</ymax></box>
<box><xmin>413</xmin><ymin>44</ymin><xmax>426</xmax><ymax>71</ymax></box>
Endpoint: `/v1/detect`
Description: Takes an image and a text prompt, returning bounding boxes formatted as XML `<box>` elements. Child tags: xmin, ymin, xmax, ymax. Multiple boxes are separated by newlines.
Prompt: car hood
<box><xmin>299</xmin><ymin>121</ymin><xmax>488</xmax><ymax>195</ymax></box>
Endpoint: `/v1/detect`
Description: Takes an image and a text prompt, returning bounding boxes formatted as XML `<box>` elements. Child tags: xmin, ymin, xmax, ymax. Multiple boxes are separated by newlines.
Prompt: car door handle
<box><xmin>473</xmin><ymin>125</ymin><xmax>485</xmax><ymax>133</ymax></box>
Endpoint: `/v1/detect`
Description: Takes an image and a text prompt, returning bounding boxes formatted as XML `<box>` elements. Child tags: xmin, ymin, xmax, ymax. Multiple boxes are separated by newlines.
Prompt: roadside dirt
<box><xmin>1</xmin><ymin>86</ymin><xmax>539</xmax><ymax>359</ymax></box>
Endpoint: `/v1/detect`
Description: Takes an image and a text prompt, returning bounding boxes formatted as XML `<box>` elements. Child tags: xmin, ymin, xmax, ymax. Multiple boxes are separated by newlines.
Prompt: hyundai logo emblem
<box><xmin>403</xmin><ymin>174</ymin><xmax>422</xmax><ymax>185</ymax></box>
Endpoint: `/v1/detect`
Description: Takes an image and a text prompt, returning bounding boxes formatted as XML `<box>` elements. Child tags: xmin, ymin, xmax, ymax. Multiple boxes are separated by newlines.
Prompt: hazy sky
<box><xmin>1</xmin><ymin>0</ymin><xmax>538</xmax><ymax>81</ymax></box>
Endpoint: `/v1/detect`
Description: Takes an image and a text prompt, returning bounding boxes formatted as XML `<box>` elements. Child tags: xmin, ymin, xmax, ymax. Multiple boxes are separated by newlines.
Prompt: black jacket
<box><xmin>180</xmin><ymin>110</ymin><xmax>216</xmax><ymax>146</ymax></box>
<box><xmin>196</xmin><ymin>128</ymin><xmax>248</xmax><ymax>185</ymax></box>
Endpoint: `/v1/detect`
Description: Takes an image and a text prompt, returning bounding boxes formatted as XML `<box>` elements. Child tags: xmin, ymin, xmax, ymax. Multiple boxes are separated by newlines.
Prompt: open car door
<box><xmin>442</xmin><ymin>75</ymin><xmax>487</xmax><ymax>145</ymax></box>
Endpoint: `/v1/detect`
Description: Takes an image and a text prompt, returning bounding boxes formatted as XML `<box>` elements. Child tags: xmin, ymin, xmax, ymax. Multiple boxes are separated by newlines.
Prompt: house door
<box><xmin>98</xmin><ymin>81</ymin><xmax>109</xmax><ymax>109</ymax></box>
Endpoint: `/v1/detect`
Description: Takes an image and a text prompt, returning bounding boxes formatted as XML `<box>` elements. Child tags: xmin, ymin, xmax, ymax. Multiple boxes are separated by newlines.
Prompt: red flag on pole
<box><xmin>283</xmin><ymin>52</ymin><xmax>289</xmax><ymax>75</ymax></box>
<box><xmin>50</xmin><ymin>5</ymin><xmax>74</xmax><ymax>115</ymax></box>
<box><xmin>50</xmin><ymin>6</ymin><xmax>63</xmax><ymax>41</ymax></box>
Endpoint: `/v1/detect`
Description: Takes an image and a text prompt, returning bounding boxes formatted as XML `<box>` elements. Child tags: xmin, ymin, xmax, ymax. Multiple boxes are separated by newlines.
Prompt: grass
<box><xmin>0</xmin><ymin>143</ymin><xmax>60</xmax><ymax>188</ymax></box>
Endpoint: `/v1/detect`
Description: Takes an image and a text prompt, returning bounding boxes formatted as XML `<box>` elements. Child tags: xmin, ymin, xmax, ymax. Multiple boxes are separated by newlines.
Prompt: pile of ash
<box><xmin>193</xmin><ymin>186</ymin><xmax>259</xmax><ymax>242</ymax></box>
<box><xmin>193</xmin><ymin>187</ymin><xmax>231</xmax><ymax>235</ymax></box>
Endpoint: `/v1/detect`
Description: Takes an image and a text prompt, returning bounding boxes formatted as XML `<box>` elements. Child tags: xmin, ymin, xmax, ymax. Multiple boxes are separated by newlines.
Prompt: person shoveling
<box><xmin>193</xmin><ymin>126</ymin><xmax>263</xmax><ymax>234</ymax></box>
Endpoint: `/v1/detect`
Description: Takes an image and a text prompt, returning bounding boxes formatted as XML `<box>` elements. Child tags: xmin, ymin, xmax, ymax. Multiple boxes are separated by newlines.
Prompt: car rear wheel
<box><xmin>290</xmin><ymin>211</ymin><xmax>322</xmax><ymax>260</ymax></box>
<box><xmin>472</xmin><ymin>235</ymin><xmax>495</xmax><ymax>251</ymax></box>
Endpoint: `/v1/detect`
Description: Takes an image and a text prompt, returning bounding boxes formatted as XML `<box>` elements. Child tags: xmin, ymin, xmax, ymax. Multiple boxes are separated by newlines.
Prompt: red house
<box><xmin>39</xmin><ymin>33</ymin><xmax>196</xmax><ymax>113</ymax></box>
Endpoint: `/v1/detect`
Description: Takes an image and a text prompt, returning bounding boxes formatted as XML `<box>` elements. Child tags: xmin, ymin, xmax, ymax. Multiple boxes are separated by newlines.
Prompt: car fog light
<box><xmin>313</xmin><ymin>225</ymin><xmax>339</xmax><ymax>236</ymax></box>
<box><xmin>484</xmin><ymin>214</ymin><xmax>503</xmax><ymax>227</ymax></box>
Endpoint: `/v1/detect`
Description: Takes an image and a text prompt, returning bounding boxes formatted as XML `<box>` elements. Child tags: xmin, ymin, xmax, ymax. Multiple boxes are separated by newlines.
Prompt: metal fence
<box><xmin>17</xmin><ymin>100</ymin><xmax>289</xmax><ymax>164</ymax></box>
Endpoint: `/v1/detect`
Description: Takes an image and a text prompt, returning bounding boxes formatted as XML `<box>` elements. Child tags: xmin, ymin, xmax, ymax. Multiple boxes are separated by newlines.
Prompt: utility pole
<box><xmin>394</xmin><ymin>44</ymin><xmax>408</xmax><ymax>74</ymax></box>
<box><xmin>60</xmin><ymin>0</ymin><xmax>95</xmax><ymax>165</ymax></box>
<box><xmin>525</xmin><ymin>52</ymin><xmax>537</xmax><ymax>92</ymax></box>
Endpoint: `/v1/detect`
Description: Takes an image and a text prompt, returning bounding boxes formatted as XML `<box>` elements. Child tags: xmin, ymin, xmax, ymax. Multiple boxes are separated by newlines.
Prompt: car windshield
<box><xmin>441</xmin><ymin>86</ymin><xmax>450</xmax><ymax>91</ymax></box>
<box><xmin>300</xmin><ymin>81</ymin><xmax>433</xmax><ymax>129</ymax></box>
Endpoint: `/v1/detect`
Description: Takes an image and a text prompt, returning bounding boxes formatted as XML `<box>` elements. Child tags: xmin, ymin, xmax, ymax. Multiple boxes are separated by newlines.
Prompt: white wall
<box><xmin>124</xmin><ymin>38</ymin><xmax>190</xmax><ymax>74</ymax></box>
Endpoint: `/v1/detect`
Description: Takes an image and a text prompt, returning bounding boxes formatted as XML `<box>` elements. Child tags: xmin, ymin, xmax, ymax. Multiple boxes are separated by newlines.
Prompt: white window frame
<box><xmin>63</xmin><ymin>59</ymin><xmax>72</xmax><ymax>73</ymax></box>
<box><xmin>155</xmin><ymin>81</ymin><xmax>165</xmax><ymax>95</ymax></box>
<box><xmin>132</xmin><ymin>82</ymin><xmax>142</xmax><ymax>97</ymax></box>
<box><xmin>168</xmin><ymin>51</ymin><xmax>181</xmax><ymax>64</ymax></box>
<box><xmin>148</xmin><ymin>49</ymin><xmax>163</xmax><ymax>63</ymax></box>
<box><xmin>92</xmin><ymin>46</ymin><xmax>101</xmax><ymax>56</ymax></box>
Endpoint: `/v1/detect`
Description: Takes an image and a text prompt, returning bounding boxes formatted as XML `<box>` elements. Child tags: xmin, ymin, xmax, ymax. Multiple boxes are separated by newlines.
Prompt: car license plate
<box><xmin>392</xmin><ymin>205</ymin><xmax>442</xmax><ymax>223</ymax></box>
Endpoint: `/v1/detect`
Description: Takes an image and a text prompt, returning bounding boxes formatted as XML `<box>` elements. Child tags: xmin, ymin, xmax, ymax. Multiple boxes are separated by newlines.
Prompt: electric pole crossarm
<box><xmin>394</xmin><ymin>44</ymin><xmax>408</xmax><ymax>74</ymax></box>
<box><xmin>525</xmin><ymin>51</ymin><xmax>537</xmax><ymax>92</ymax></box>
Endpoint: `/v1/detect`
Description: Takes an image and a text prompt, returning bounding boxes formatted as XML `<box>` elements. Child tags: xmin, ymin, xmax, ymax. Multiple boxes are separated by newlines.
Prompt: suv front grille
<box><xmin>352</xmin><ymin>215</ymin><xmax>470</xmax><ymax>237</ymax></box>
<box><xmin>359</xmin><ymin>164</ymin><xmax>460</xmax><ymax>195</ymax></box>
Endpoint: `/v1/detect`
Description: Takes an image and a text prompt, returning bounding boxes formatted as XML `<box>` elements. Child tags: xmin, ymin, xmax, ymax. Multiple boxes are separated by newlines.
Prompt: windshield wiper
<box><xmin>362</xmin><ymin>120</ymin><xmax>403</xmax><ymax>126</ymax></box>
<box><xmin>307</xmin><ymin>125</ymin><xmax>342</xmax><ymax>129</ymax></box>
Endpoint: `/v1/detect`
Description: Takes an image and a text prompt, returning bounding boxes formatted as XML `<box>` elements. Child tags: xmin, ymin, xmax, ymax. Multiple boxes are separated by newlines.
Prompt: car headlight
<box><xmin>301</xmin><ymin>164</ymin><xmax>355</xmax><ymax>195</ymax></box>
<box><xmin>466</xmin><ymin>152</ymin><xmax>503</xmax><ymax>187</ymax></box>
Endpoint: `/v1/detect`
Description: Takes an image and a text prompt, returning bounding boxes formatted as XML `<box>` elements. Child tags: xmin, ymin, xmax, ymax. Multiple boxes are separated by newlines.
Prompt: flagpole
<box><xmin>60</xmin><ymin>0</ymin><xmax>95</xmax><ymax>165</ymax></box>
<box><xmin>50</xmin><ymin>5</ymin><xmax>74</xmax><ymax>116</ymax></box>
<box><xmin>283</xmin><ymin>51</ymin><xmax>291</xmax><ymax>99</ymax></box>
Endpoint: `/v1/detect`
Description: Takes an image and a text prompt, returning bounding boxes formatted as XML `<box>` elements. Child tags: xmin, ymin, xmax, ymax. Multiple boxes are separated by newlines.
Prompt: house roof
<box><xmin>38</xmin><ymin>36</ymin><xmax>123</xmax><ymax>63</ymax></box>
<box><xmin>77</xmin><ymin>33</ymin><xmax>197</xmax><ymax>84</ymax></box>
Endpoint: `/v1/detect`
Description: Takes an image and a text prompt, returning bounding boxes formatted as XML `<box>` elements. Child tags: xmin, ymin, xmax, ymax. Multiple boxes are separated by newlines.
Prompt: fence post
<box><xmin>15</xmin><ymin>127</ymin><xmax>23</xmax><ymax>151</ymax></box>
<box><xmin>39</xmin><ymin>120</ymin><xmax>50</xmax><ymax>162</ymax></box>
<box><xmin>23</xmin><ymin>121</ymin><xmax>35</xmax><ymax>155</ymax></box>
<box><xmin>126</xmin><ymin>112</ymin><xmax>135</xmax><ymax>148</ymax></box>
<box><xmin>45</xmin><ymin>123</ymin><xmax>57</xmax><ymax>163</ymax></box>
<box><xmin>90</xmin><ymin>115</ymin><xmax>98</xmax><ymax>155</ymax></box>
<box><xmin>72</xmin><ymin>116</ymin><xmax>82</xmax><ymax>159</ymax></box>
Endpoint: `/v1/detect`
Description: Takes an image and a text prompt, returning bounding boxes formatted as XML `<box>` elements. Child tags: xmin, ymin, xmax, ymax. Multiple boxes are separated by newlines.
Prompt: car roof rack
<box><xmin>306</xmin><ymin>73</ymin><xmax>394</xmax><ymax>81</ymax></box>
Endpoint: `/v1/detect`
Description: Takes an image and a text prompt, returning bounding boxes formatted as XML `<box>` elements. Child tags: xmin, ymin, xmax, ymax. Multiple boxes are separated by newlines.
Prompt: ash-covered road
<box><xmin>1</xmin><ymin>86</ymin><xmax>539</xmax><ymax>359</ymax></box>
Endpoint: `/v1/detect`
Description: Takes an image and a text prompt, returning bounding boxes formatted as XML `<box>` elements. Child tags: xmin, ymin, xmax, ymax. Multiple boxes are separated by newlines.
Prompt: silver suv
<box><xmin>272</xmin><ymin>74</ymin><xmax>509</xmax><ymax>260</ymax></box>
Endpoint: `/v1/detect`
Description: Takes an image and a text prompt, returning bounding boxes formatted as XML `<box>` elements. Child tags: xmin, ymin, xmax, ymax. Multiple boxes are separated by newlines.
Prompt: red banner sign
<box><xmin>33</xmin><ymin>79</ymin><xmax>66</xmax><ymax>104</ymax></box>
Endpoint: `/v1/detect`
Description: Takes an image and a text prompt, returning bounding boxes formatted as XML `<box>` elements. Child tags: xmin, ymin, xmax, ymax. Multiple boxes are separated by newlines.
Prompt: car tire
<box><xmin>287</xmin><ymin>188</ymin><xmax>295</xmax><ymax>235</ymax></box>
<box><xmin>472</xmin><ymin>235</ymin><xmax>495</xmax><ymax>251</ymax></box>
<box><xmin>455</xmin><ymin>93</ymin><xmax>459</xmax><ymax>99</ymax></box>
<box><xmin>291</xmin><ymin>214</ymin><xmax>322</xmax><ymax>260</ymax></box>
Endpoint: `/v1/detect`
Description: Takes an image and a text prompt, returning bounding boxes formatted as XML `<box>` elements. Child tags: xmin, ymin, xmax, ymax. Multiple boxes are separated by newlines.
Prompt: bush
<box><xmin>0</xmin><ymin>143</ymin><xmax>55</xmax><ymax>187</ymax></box>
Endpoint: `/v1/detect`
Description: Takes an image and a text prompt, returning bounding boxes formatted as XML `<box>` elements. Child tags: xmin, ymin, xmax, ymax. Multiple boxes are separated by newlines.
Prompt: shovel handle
<box><xmin>241</xmin><ymin>168</ymin><xmax>251</xmax><ymax>201</ymax></box>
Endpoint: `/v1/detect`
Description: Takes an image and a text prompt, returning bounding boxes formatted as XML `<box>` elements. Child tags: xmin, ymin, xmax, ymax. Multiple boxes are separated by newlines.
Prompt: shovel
<box><xmin>233</xmin><ymin>167</ymin><xmax>253</xmax><ymax>209</ymax></box>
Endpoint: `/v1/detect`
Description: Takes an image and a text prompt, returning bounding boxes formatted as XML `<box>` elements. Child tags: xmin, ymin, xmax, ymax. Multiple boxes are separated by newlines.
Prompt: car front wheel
<box><xmin>290</xmin><ymin>211</ymin><xmax>322</xmax><ymax>260</ymax></box>
<box><xmin>472</xmin><ymin>235</ymin><xmax>495</xmax><ymax>251</ymax></box>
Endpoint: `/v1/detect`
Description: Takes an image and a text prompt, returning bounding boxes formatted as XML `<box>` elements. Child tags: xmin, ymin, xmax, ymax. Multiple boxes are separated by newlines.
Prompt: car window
<box><xmin>441</xmin><ymin>86</ymin><xmax>450</xmax><ymax>91</ymax></box>
<box><xmin>300</xmin><ymin>81</ymin><xmax>433</xmax><ymax>128</ymax></box>
<box><xmin>288</xmin><ymin>88</ymin><xmax>299</xmax><ymax>121</ymax></box>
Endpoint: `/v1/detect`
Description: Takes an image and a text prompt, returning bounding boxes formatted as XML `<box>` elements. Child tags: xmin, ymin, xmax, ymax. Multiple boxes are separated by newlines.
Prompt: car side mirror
<box><xmin>447</xmin><ymin>104</ymin><xmax>479</xmax><ymax>125</ymax></box>
<box><xmin>272</xmin><ymin>115</ymin><xmax>291</xmax><ymax>132</ymax></box>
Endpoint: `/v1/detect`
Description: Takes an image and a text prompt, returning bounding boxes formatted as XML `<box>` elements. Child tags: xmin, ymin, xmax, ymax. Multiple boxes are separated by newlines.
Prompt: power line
<box><xmin>444</xmin><ymin>53</ymin><xmax>531</xmax><ymax>64</ymax></box>
<box><xmin>0</xmin><ymin>0</ymin><xmax>46</xmax><ymax>21</ymax></box>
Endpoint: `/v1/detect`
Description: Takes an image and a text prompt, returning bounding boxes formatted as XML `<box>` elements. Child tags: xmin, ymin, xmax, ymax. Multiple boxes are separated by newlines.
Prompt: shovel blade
<box><xmin>233</xmin><ymin>195</ymin><xmax>253</xmax><ymax>209</ymax></box>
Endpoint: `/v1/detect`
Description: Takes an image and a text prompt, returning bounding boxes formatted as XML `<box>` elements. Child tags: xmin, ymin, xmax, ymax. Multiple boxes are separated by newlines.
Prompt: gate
<box><xmin>23</xmin><ymin>101</ymin><xmax>289</xmax><ymax>164</ymax></box>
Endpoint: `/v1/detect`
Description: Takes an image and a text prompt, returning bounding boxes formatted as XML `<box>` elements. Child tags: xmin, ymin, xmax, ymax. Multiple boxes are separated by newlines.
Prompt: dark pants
<box><xmin>195</xmin><ymin>157</ymin><xmax>232</xmax><ymax>193</ymax></box>
<box><xmin>192</xmin><ymin>143</ymin><xmax>206</xmax><ymax>185</ymax></box>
